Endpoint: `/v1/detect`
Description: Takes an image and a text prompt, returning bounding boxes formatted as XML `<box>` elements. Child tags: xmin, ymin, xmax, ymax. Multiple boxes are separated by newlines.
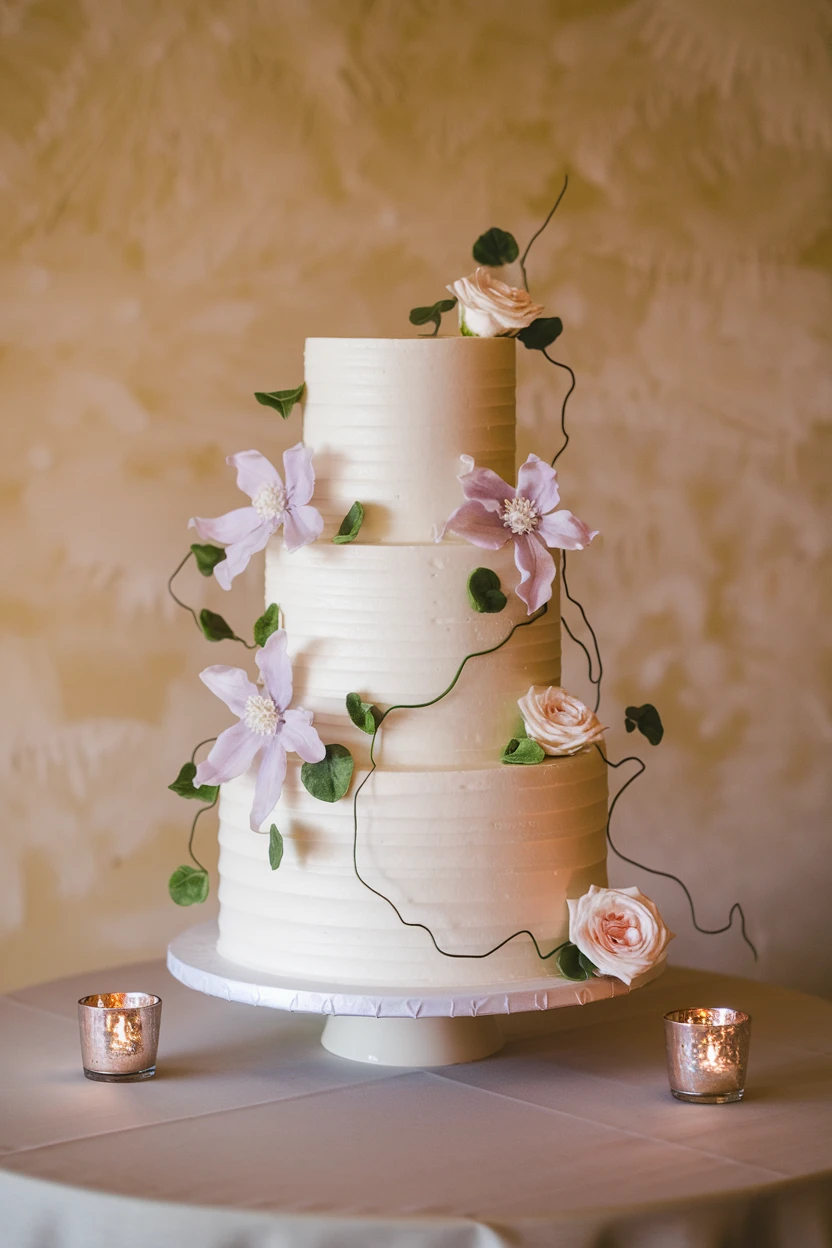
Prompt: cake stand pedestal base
<box><xmin>320</xmin><ymin>1014</ymin><xmax>504</xmax><ymax>1066</ymax></box>
<box><xmin>168</xmin><ymin>922</ymin><xmax>663</xmax><ymax>1068</ymax></box>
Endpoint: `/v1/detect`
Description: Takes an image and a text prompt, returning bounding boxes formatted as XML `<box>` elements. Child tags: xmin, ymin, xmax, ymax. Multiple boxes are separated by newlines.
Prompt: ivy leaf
<box><xmin>517</xmin><ymin>317</ymin><xmax>564</xmax><ymax>352</ymax></box>
<box><xmin>346</xmin><ymin>692</ymin><xmax>380</xmax><ymax>735</ymax></box>
<box><xmin>332</xmin><ymin>501</ymin><xmax>365</xmax><ymax>544</ymax></box>
<box><xmin>556</xmin><ymin>941</ymin><xmax>597</xmax><ymax>982</ymax></box>
<box><xmin>473</xmin><ymin>227</ymin><xmax>519</xmax><ymax>267</ymax></box>
<box><xmin>268</xmin><ymin>824</ymin><xmax>284</xmax><ymax>871</ymax></box>
<box><xmin>624</xmin><ymin>703</ymin><xmax>664</xmax><ymax>746</ymax></box>
<box><xmin>301</xmin><ymin>744</ymin><xmax>354</xmax><ymax>803</ymax></box>
<box><xmin>168</xmin><ymin>865</ymin><xmax>209</xmax><ymax>906</ymax></box>
<box><xmin>168</xmin><ymin>761</ymin><xmax>219</xmax><ymax>804</ymax></box>
<box><xmin>501</xmin><ymin>737</ymin><xmax>546</xmax><ymax>765</ymax></box>
<box><xmin>190</xmin><ymin>543</ymin><xmax>227</xmax><ymax>577</ymax></box>
<box><xmin>253</xmin><ymin>383</ymin><xmax>305</xmax><ymax>420</ymax></box>
<box><xmin>254</xmin><ymin>603</ymin><xmax>281</xmax><ymax>648</ymax></box>
<box><xmin>409</xmin><ymin>298</ymin><xmax>457</xmax><ymax>338</ymax></box>
<box><xmin>467</xmin><ymin>566</ymin><xmax>507</xmax><ymax>614</ymax></box>
<box><xmin>199</xmin><ymin>608</ymin><xmax>237</xmax><ymax>643</ymax></box>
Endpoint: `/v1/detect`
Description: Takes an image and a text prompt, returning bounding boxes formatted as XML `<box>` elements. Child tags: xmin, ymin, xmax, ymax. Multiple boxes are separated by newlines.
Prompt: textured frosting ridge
<box><xmin>303</xmin><ymin>336</ymin><xmax>516</xmax><ymax>543</ymax></box>
<box><xmin>267</xmin><ymin>540</ymin><xmax>561</xmax><ymax>767</ymax></box>
<box><xmin>217</xmin><ymin>750</ymin><xmax>609</xmax><ymax>987</ymax></box>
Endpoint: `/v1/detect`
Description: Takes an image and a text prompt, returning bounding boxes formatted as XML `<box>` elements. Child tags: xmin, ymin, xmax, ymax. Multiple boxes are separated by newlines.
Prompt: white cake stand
<box><xmin>168</xmin><ymin>922</ymin><xmax>661</xmax><ymax>1067</ymax></box>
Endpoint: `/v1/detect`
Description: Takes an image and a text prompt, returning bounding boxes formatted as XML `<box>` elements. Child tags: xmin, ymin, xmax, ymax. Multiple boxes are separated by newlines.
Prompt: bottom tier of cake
<box><xmin>215</xmin><ymin>747</ymin><xmax>609</xmax><ymax>988</ymax></box>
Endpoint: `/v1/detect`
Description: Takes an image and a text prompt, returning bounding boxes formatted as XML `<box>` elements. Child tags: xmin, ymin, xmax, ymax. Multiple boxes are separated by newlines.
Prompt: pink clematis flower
<box><xmin>190</xmin><ymin>445</ymin><xmax>323</xmax><ymax>590</ymax></box>
<box><xmin>443</xmin><ymin>454</ymin><xmax>598</xmax><ymax>614</ymax></box>
<box><xmin>195</xmin><ymin>629</ymin><xmax>325</xmax><ymax>832</ymax></box>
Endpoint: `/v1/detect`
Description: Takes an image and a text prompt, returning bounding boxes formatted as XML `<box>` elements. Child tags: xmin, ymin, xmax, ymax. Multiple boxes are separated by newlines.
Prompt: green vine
<box><xmin>168</xmin><ymin>549</ymin><xmax>255</xmax><ymax>649</ymax></box>
<box><xmin>350</xmin><ymin>603</ymin><xmax>570</xmax><ymax>963</ymax></box>
<box><xmin>168</xmin><ymin>736</ymin><xmax>217</xmax><ymax>906</ymax></box>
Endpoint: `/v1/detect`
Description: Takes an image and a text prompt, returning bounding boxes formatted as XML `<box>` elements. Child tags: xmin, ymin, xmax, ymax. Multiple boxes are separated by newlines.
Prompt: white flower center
<box><xmin>244</xmin><ymin>694</ymin><xmax>280</xmax><ymax>736</ymax></box>
<box><xmin>252</xmin><ymin>482</ymin><xmax>286</xmax><ymax>522</ymax></box>
<box><xmin>502</xmin><ymin>496</ymin><xmax>539</xmax><ymax>535</ymax></box>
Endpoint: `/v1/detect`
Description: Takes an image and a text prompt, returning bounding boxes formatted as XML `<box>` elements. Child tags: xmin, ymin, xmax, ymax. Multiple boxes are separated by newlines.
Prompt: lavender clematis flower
<box><xmin>443</xmin><ymin>454</ymin><xmax>598</xmax><ymax>614</ymax></box>
<box><xmin>190</xmin><ymin>445</ymin><xmax>323</xmax><ymax>590</ymax></box>
<box><xmin>194</xmin><ymin>629</ymin><xmax>326</xmax><ymax>832</ymax></box>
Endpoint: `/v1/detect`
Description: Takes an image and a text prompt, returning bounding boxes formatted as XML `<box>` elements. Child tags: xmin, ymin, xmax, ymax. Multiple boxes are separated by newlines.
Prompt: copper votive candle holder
<box><xmin>78</xmin><ymin>992</ymin><xmax>162</xmax><ymax>1082</ymax></box>
<box><xmin>664</xmin><ymin>1007</ymin><xmax>751</xmax><ymax>1104</ymax></box>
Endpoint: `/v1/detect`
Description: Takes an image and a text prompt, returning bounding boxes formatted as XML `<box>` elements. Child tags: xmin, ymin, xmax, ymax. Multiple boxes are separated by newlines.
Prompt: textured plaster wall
<box><xmin>1</xmin><ymin>0</ymin><xmax>830</xmax><ymax>995</ymax></box>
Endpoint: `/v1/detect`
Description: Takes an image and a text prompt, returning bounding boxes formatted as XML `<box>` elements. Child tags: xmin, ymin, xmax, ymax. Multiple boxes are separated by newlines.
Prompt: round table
<box><xmin>2</xmin><ymin>960</ymin><xmax>831</xmax><ymax>1248</ymax></box>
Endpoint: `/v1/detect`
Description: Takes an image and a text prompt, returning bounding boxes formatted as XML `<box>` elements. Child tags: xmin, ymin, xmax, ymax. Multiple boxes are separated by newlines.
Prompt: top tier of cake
<box><xmin>304</xmin><ymin>336</ymin><xmax>516</xmax><ymax>543</ymax></box>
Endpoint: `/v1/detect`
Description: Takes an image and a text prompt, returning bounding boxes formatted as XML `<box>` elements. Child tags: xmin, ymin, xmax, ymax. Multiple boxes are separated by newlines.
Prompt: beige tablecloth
<box><xmin>1</xmin><ymin>961</ymin><xmax>830</xmax><ymax>1247</ymax></box>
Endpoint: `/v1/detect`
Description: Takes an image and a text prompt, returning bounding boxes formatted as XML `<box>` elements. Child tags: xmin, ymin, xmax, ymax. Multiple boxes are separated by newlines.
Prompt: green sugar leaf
<box><xmin>199</xmin><ymin>608</ymin><xmax>237</xmax><ymax>643</ymax></box>
<box><xmin>501</xmin><ymin>737</ymin><xmax>546</xmax><ymax>765</ymax></box>
<box><xmin>301</xmin><ymin>744</ymin><xmax>354</xmax><ymax>803</ymax></box>
<box><xmin>268</xmin><ymin>824</ymin><xmax>284</xmax><ymax>871</ymax></box>
<box><xmin>168</xmin><ymin>865</ymin><xmax>209</xmax><ymax>906</ymax></box>
<box><xmin>190</xmin><ymin>543</ymin><xmax>227</xmax><ymax>577</ymax></box>
<box><xmin>624</xmin><ymin>703</ymin><xmax>664</xmax><ymax>746</ymax></box>
<box><xmin>409</xmin><ymin>298</ymin><xmax>457</xmax><ymax>338</ymax></box>
<box><xmin>253</xmin><ymin>383</ymin><xmax>305</xmax><ymax>420</ymax></box>
<box><xmin>254</xmin><ymin>603</ymin><xmax>281</xmax><ymax>648</ymax></box>
<box><xmin>168</xmin><ymin>761</ymin><xmax>219</xmax><ymax>804</ymax></box>
<box><xmin>517</xmin><ymin>317</ymin><xmax>564</xmax><ymax>352</ymax></box>
<box><xmin>467</xmin><ymin>566</ymin><xmax>507</xmax><ymax>614</ymax></box>
<box><xmin>332</xmin><ymin>501</ymin><xmax>365</xmax><ymax>544</ymax></box>
<box><xmin>472</xmin><ymin>227</ymin><xmax>519</xmax><ymax>267</ymax></box>
<box><xmin>556</xmin><ymin>941</ymin><xmax>597</xmax><ymax>982</ymax></box>
<box><xmin>346</xmin><ymin>692</ymin><xmax>380</xmax><ymax>735</ymax></box>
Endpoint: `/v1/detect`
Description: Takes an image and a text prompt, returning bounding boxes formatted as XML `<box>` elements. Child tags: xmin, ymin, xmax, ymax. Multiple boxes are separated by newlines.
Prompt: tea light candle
<box><xmin>77</xmin><ymin>992</ymin><xmax>162</xmax><ymax>1082</ymax></box>
<box><xmin>664</xmin><ymin>1007</ymin><xmax>751</xmax><ymax>1104</ymax></box>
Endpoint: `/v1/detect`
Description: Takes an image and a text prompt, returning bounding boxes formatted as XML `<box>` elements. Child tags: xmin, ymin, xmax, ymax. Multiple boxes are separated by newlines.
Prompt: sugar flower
<box><xmin>567</xmin><ymin>885</ymin><xmax>674</xmax><ymax>985</ymax></box>
<box><xmin>443</xmin><ymin>454</ymin><xmax>598</xmax><ymax>613</ymax></box>
<box><xmin>190</xmin><ymin>445</ymin><xmax>323</xmax><ymax>590</ymax></box>
<box><xmin>519</xmin><ymin>686</ymin><xmax>606</xmax><ymax>755</ymax></box>
<box><xmin>447</xmin><ymin>267</ymin><xmax>543</xmax><ymax>338</ymax></box>
<box><xmin>195</xmin><ymin>629</ymin><xmax>325</xmax><ymax>832</ymax></box>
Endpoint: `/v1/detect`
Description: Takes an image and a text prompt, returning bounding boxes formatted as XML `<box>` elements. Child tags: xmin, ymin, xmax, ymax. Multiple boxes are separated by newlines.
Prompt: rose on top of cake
<box><xmin>447</xmin><ymin>266</ymin><xmax>543</xmax><ymax>338</ymax></box>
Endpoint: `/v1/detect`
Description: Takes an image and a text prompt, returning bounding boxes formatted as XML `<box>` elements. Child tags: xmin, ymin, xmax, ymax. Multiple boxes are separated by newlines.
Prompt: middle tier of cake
<box><xmin>267</xmin><ymin>539</ymin><xmax>561</xmax><ymax>768</ymax></box>
<box><xmin>217</xmin><ymin>747</ymin><xmax>609</xmax><ymax>988</ymax></box>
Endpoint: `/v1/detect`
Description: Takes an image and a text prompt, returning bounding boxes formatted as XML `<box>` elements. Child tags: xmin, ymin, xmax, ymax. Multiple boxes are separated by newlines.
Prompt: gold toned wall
<box><xmin>1</xmin><ymin>0</ymin><xmax>830</xmax><ymax>995</ymax></box>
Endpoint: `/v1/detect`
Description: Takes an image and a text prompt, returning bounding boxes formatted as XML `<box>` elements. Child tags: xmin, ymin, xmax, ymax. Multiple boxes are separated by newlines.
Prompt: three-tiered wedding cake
<box><xmin>213</xmin><ymin>337</ymin><xmax>611</xmax><ymax>987</ymax></box>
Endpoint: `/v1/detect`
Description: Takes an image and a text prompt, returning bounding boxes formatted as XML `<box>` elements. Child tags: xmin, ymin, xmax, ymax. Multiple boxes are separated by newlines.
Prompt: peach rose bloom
<box><xmin>567</xmin><ymin>885</ymin><xmax>674</xmax><ymax>984</ymax></box>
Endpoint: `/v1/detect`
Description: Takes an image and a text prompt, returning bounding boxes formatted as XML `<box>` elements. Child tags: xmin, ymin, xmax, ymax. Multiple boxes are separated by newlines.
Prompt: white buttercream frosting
<box><xmin>217</xmin><ymin>750</ymin><xmax>609</xmax><ymax>987</ymax></box>
<box><xmin>266</xmin><ymin>540</ymin><xmax>561</xmax><ymax>767</ymax></box>
<box><xmin>302</xmin><ymin>337</ymin><xmax>516</xmax><ymax>542</ymax></box>
<box><xmin>215</xmin><ymin>335</ymin><xmax>610</xmax><ymax>989</ymax></box>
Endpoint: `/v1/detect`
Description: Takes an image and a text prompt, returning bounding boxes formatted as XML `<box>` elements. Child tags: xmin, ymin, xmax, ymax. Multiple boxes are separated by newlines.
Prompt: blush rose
<box><xmin>447</xmin><ymin>267</ymin><xmax>544</xmax><ymax>337</ymax></box>
<box><xmin>518</xmin><ymin>686</ymin><xmax>606</xmax><ymax>755</ymax></box>
<box><xmin>567</xmin><ymin>885</ymin><xmax>674</xmax><ymax>985</ymax></box>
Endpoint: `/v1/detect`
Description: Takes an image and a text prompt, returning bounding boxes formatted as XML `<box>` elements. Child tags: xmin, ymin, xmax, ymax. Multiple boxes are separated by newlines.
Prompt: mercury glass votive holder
<box><xmin>78</xmin><ymin>992</ymin><xmax>162</xmax><ymax>1082</ymax></box>
<box><xmin>664</xmin><ymin>1007</ymin><xmax>751</xmax><ymax>1104</ymax></box>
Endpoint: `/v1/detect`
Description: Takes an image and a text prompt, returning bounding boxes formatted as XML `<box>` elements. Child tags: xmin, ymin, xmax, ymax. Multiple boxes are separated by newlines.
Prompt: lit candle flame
<box><xmin>703</xmin><ymin>1038</ymin><xmax>723</xmax><ymax>1070</ymax></box>
<box><xmin>106</xmin><ymin>1011</ymin><xmax>140</xmax><ymax>1054</ymax></box>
